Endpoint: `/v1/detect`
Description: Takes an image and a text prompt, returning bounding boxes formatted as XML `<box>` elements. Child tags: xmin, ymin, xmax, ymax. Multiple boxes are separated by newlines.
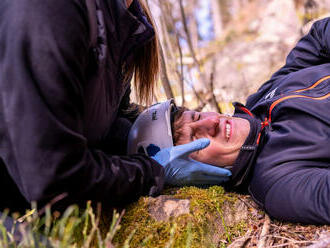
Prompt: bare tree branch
<box><xmin>146</xmin><ymin>0</ymin><xmax>174</xmax><ymax>100</ymax></box>
<box><xmin>178</xmin><ymin>0</ymin><xmax>200</xmax><ymax>68</ymax></box>
<box><xmin>175</xmin><ymin>34</ymin><xmax>185</xmax><ymax>106</ymax></box>
<box><xmin>159</xmin><ymin>44</ymin><xmax>175</xmax><ymax>100</ymax></box>
<box><xmin>209</xmin><ymin>58</ymin><xmax>222</xmax><ymax>113</ymax></box>
<box><xmin>178</xmin><ymin>0</ymin><xmax>220</xmax><ymax>111</ymax></box>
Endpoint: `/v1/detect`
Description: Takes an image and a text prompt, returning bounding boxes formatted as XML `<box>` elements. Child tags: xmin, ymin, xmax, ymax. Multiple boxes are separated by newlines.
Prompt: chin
<box><xmin>209</xmin><ymin>158</ymin><xmax>234</xmax><ymax>168</ymax></box>
<box><xmin>212</xmin><ymin>163</ymin><xmax>226</xmax><ymax>168</ymax></box>
<box><xmin>198</xmin><ymin>158</ymin><xmax>226</xmax><ymax>168</ymax></box>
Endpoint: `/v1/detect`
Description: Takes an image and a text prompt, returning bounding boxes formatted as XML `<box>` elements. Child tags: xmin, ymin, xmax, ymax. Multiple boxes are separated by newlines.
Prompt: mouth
<box><xmin>225</xmin><ymin>119</ymin><xmax>232</xmax><ymax>142</ymax></box>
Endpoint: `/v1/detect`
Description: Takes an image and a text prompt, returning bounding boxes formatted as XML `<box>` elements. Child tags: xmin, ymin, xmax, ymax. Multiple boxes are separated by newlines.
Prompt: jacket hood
<box><xmin>227</xmin><ymin>102</ymin><xmax>264</xmax><ymax>190</ymax></box>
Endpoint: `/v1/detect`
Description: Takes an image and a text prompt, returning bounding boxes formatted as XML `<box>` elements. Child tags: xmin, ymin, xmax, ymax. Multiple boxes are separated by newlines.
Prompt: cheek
<box><xmin>190</xmin><ymin>143</ymin><xmax>239</xmax><ymax>167</ymax></box>
<box><xmin>190</xmin><ymin>144</ymin><xmax>218</xmax><ymax>164</ymax></box>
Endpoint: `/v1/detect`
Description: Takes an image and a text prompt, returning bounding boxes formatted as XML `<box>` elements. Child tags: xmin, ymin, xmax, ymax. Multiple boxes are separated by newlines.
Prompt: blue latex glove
<box><xmin>150</xmin><ymin>138</ymin><xmax>232</xmax><ymax>186</ymax></box>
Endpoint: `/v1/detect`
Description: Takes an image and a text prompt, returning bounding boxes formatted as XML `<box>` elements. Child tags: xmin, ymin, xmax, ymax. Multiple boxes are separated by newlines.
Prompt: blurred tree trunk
<box><xmin>158</xmin><ymin>41</ymin><xmax>174</xmax><ymax>100</ymax></box>
<box><xmin>158</xmin><ymin>1</ymin><xmax>176</xmax><ymax>62</ymax></box>
<box><xmin>175</xmin><ymin>35</ymin><xmax>185</xmax><ymax>106</ymax></box>
<box><xmin>187</xmin><ymin>0</ymin><xmax>199</xmax><ymax>50</ymax></box>
<box><xmin>303</xmin><ymin>0</ymin><xmax>318</xmax><ymax>24</ymax></box>
<box><xmin>219</xmin><ymin>0</ymin><xmax>232</xmax><ymax>27</ymax></box>
<box><xmin>179</xmin><ymin>0</ymin><xmax>199</xmax><ymax>67</ymax></box>
<box><xmin>146</xmin><ymin>0</ymin><xmax>174</xmax><ymax>100</ymax></box>
<box><xmin>179</xmin><ymin>0</ymin><xmax>221</xmax><ymax>113</ymax></box>
<box><xmin>209</xmin><ymin>58</ymin><xmax>222</xmax><ymax>113</ymax></box>
<box><xmin>210</xmin><ymin>0</ymin><xmax>223</xmax><ymax>39</ymax></box>
<box><xmin>230</xmin><ymin>0</ymin><xmax>241</xmax><ymax>18</ymax></box>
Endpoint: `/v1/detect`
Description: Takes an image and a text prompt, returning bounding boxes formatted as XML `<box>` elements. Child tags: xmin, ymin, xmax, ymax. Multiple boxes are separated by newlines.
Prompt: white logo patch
<box><xmin>264</xmin><ymin>87</ymin><xmax>278</xmax><ymax>100</ymax></box>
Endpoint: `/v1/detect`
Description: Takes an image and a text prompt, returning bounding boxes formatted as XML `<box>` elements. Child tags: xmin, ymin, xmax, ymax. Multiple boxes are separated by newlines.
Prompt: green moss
<box><xmin>113</xmin><ymin>186</ymin><xmax>252</xmax><ymax>248</ymax></box>
<box><xmin>227</xmin><ymin>220</ymin><xmax>247</xmax><ymax>241</ymax></box>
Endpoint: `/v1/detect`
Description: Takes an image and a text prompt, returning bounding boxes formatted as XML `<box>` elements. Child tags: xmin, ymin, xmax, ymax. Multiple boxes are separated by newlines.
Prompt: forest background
<box><xmin>143</xmin><ymin>0</ymin><xmax>330</xmax><ymax>115</ymax></box>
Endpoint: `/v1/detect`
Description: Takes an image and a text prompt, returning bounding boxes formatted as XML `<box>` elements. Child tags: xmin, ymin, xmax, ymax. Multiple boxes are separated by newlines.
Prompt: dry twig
<box><xmin>236</xmin><ymin>196</ymin><xmax>258</xmax><ymax>210</ymax></box>
<box><xmin>269</xmin><ymin>240</ymin><xmax>314</xmax><ymax>248</ymax></box>
<box><xmin>38</xmin><ymin>193</ymin><xmax>69</xmax><ymax>216</ymax></box>
<box><xmin>227</xmin><ymin>230</ymin><xmax>252</xmax><ymax>248</ymax></box>
<box><xmin>257</xmin><ymin>214</ymin><xmax>271</xmax><ymax>248</ymax></box>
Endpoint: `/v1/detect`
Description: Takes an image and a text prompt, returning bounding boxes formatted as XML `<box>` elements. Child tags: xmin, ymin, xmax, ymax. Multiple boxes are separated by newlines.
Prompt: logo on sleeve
<box><xmin>264</xmin><ymin>87</ymin><xmax>278</xmax><ymax>100</ymax></box>
<box><xmin>152</xmin><ymin>110</ymin><xmax>158</xmax><ymax>120</ymax></box>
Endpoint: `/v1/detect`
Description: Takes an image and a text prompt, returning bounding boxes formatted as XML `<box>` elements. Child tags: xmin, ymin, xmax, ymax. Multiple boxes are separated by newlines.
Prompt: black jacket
<box><xmin>0</xmin><ymin>0</ymin><xmax>164</xmax><ymax>212</ymax></box>
<box><xmin>232</xmin><ymin>18</ymin><xmax>330</xmax><ymax>224</ymax></box>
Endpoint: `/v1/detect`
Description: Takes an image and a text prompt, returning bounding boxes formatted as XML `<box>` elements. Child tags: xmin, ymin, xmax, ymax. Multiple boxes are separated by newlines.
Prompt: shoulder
<box><xmin>3</xmin><ymin>0</ymin><xmax>88</xmax><ymax>31</ymax></box>
<box><xmin>307</xmin><ymin>17</ymin><xmax>330</xmax><ymax>41</ymax></box>
<box><xmin>1</xmin><ymin>0</ymin><xmax>90</xmax><ymax>48</ymax></box>
<box><xmin>6</xmin><ymin>0</ymin><xmax>85</xmax><ymax>14</ymax></box>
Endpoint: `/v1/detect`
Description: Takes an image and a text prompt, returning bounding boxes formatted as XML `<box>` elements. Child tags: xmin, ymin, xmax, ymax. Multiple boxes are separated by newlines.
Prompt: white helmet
<box><xmin>127</xmin><ymin>99</ymin><xmax>177</xmax><ymax>156</ymax></box>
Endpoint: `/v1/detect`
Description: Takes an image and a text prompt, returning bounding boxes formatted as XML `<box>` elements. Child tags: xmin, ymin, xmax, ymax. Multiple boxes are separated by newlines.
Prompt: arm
<box><xmin>118</xmin><ymin>86</ymin><xmax>146</xmax><ymax>123</ymax></box>
<box><xmin>103</xmin><ymin>86</ymin><xmax>145</xmax><ymax>155</ymax></box>
<box><xmin>263</xmin><ymin>168</ymin><xmax>330</xmax><ymax>224</ymax></box>
<box><xmin>0</xmin><ymin>0</ymin><xmax>163</xmax><ymax>208</ymax></box>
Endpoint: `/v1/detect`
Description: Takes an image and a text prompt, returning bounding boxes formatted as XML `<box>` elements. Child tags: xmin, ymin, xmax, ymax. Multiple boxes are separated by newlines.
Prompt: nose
<box><xmin>193</xmin><ymin>116</ymin><xmax>220</xmax><ymax>137</ymax></box>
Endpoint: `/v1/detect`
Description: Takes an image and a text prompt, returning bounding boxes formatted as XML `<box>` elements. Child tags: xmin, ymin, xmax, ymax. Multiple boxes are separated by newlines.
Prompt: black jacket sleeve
<box><xmin>0</xmin><ymin>0</ymin><xmax>164</xmax><ymax>208</ymax></box>
<box><xmin>102</xmin><ymin>86</ymin><xmax>146</xmax><ymax>155</ymax></box>
<box><xmin>262</xmin><ymin>167</ymin><xmax>330</xmax><ymax>224</ymax></box>
<box><xmin>118</xmin><ymin>86</ymin><xmax>146</xmax><ymax>122</ymax></box>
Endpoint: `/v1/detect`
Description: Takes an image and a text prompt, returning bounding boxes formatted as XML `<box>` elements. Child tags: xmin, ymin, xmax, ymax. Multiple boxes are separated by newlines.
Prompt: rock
<box><xmin>147</xmin><ymin>195</ymin><xmax>190</xmax><ymax>222</ymax></box>
<box><xmin>222</xmin><ymin>197</ymin><xmax>248</xmax><ymax>226</ymax></box>
<box><xmin>113</xmin><ymin>186</ymin><xmax>259</xmax><ymax>247</ymax></box>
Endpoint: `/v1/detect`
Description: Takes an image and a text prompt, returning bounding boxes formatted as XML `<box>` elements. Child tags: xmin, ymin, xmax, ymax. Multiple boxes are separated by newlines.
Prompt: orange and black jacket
<box><xmin>232</xmin><ymin>18</ymin><xmax>330</xmax><ymax>224</ymax></box>
<box><xmin>0</xmin><ymin>0</ymin><xmax>164</xmax><ymax>213</ymax></box>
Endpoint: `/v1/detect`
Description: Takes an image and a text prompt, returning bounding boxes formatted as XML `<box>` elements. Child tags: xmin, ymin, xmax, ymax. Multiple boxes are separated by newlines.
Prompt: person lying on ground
<box><xmin>128</xmin><ymin>17</ymin><xmax>330</xmax><ymax>225</ymax></box>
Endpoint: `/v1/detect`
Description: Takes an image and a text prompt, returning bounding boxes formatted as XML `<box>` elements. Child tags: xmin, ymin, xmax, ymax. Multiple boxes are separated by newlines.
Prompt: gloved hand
<box><xmin>150</xmin><ymin>138</ymin><xmax>232</xmax><ymax>186</ymax></box>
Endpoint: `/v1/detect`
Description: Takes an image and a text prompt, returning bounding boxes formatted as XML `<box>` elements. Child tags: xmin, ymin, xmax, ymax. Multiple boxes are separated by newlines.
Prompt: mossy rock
<box><xmin>113</xmin><ymin>186</ymin><xmax>258</xmax><ymax>248</ymax></box>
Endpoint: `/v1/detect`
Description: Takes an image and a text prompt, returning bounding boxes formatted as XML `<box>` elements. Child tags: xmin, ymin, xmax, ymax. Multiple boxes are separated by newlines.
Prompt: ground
<box><xmin>112</xmin><ymin>186</ymin><xmax>330</xmax><ymax>248</ymax></box>
<box><xmin>0</xmin><ymin>186</ymin><xmax>329</xmax><ymax>247</ymax></box>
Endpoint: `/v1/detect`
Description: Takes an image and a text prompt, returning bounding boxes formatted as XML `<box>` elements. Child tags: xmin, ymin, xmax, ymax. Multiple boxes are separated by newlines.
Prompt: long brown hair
<box><xmin>127</xmin><ymin>0</ymin><xmax>160</xmax><ymax>106</ymax></box>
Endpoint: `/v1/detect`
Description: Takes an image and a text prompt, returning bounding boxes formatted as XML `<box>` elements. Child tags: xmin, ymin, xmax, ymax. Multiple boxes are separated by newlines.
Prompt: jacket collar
<box><xmin>227</xmin><ymin>102</ymin><xmax>264</xmax><ymax>190</ymax></box>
